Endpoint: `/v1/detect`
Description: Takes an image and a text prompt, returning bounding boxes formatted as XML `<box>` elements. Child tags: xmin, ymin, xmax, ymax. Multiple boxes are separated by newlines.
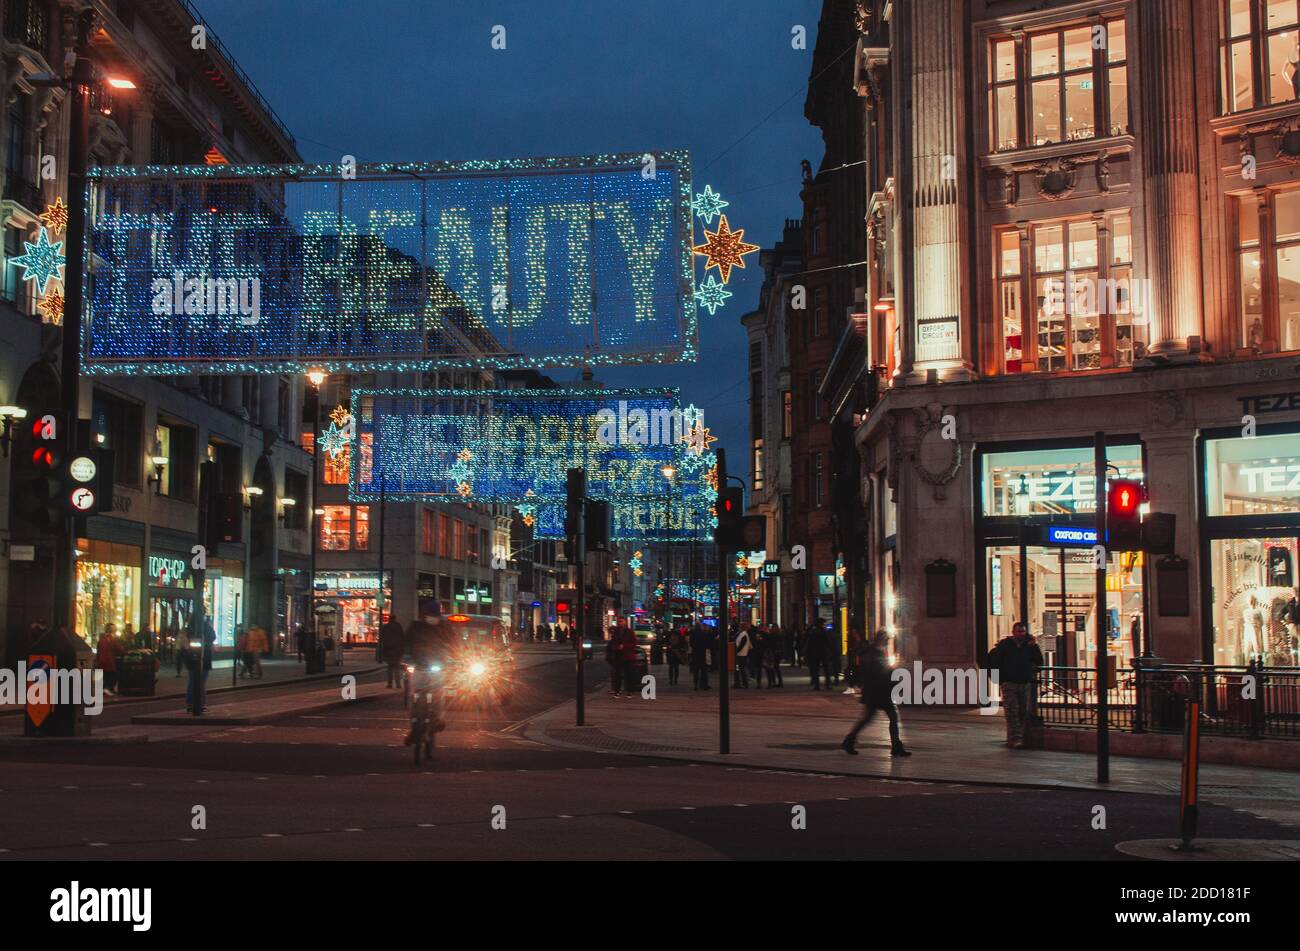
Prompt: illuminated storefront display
<box><xmin>74</xmin><ymin>541</ymin><xmax>142</xmax><ymax>647</ymax></box>
<box><xmin>1204</xmin><ymin>429</ymin><xmax>1300</xmax><ymax>666</ymax></box>
<box><xmin>146</xmin><ymin>549</ymin><xmax>244</xmax><ymax>649</ymax></box>
<box><xmin>314</xmin><ymin>571</ymin><xmax>391</xmax><ymax>644</ymax></box>
<box><xmin>977</xmin><ymin>442</ymin><xmax>1145</xmax><ymax>668</ymax></box>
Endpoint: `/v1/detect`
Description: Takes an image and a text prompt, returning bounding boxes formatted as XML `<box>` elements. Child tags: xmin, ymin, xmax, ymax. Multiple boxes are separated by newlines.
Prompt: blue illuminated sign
<box><xmin>1046</xmin><ymin>525</ymin><xmax>1098</xmax><ymax>546</ymax></box>
<box><xmin>83</xmin><ymin>152</ymin><xmax>695</xmax><ymax>375</ymax></box>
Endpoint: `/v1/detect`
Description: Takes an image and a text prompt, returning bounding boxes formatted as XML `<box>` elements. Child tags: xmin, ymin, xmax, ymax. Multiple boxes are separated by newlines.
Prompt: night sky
<box><xmin>196</xmin><ymin>0</ymin><xmax>826</xmax><ymax>471</ymax></box>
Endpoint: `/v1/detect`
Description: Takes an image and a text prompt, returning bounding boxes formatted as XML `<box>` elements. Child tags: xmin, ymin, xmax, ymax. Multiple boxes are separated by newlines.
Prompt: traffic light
<box><xmin>63</xmin><ymin>446</ymin><xmax>114</xmax><ymax>516</ymax></box>
<box><xmin>585</xmin><ymin>499</ymin><xmax>610</xmax><ymax>552</ymax></box>
<box><xmin>1106</xmin><ymin>478</ymin><xmax>1144</xmax><ymax>551</ymax></box>
<box><xmin>17</xmin><ymin>411</ymin><xmax>67</xmax><ymax>531</ymax></box>
<box><xmin>714</xmin><ymin>486</ymin><xmax>743</xmax><ymax>549</ymax></box>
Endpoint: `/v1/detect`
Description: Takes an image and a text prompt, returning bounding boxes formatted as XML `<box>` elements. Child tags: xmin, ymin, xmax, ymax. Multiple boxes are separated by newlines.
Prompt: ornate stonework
<box><xmin>1033</xmin><ymin>157</ymin><xmax>1078</xmax><ymax>200</ymax></box>
<box><xmin>910</xmin><ymin>403</ymin><xmax>963</xmax><ymax>500</ymax></box>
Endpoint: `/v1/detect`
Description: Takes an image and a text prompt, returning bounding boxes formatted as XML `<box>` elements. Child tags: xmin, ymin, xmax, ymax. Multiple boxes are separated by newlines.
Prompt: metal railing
<box><xmin>1035</xmin><ymin>663</ymin><xmax>1300</xmax><ymax>740</ymax></box>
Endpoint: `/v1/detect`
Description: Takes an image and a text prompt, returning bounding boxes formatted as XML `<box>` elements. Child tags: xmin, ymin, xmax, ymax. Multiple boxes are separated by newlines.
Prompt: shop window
<box><xmin>1205</xmin><ymin>431</ymin><xmax>1300</xmax><ymax>516</ymax></box>
<box><xmin>75</xmin><ymin>541</ymin><xmax>142</xmax><ymax>648</ymax></box>
<box><xmin>155</xmin><ymin>420</ymin><xmax>196</xmax><ymax>501</ymax></box>
<box><xmin>354</xmin><ymin>505</ymin><xmax>369</xmax><ymax>551</ymax></box>
<box><xmin>320</xmin><ymin>505</ymin><xmax>353</xmax><ymax>551</ymax></box>
<box><xmin>996</xmin><ymin>211</ymin><xmax>1143</xmax><ymax>373</ymax></box>
<box><xmin>1220</xmin><ymin>0</ymin><xmax>1300</xmax><ymax>112</ymax></box>
<box><xmin>753</xmin><ymin>439</ymin><xmax>765</xmax><ymax>492</ymax></box>
<box><xmin>1234</xmin><ymin>188</ymin><xmax>1300</xmax><ymax>350</ymax></box>
<box><xmin>981</xmin><ymin>444</ymin><xmax>1143</xmax><ymax>517</ymax></box>
<box><xmin>439</xmin><ymin>513</ymin><xmax>452</xmax><ymax>558</ymax></box>
<box><xmin>453</xmin><ymin>519</ymin><xmax>466</xmax><ymax>560</ymax></box>
<box><xmin>467</xmin><ymin>525</ymin><xmax>479</xmax><ymax>565</ymax></box>
<box><xmin>1277</xmin><ymin>189</ymin><xmax>1300</xmax><ymax>349</ymax></box>
<box><xmin>989</xmin><ymin>16</ymin><xmax>1128</xmax><ymax>152</ymax></box>
<box><xmin>1210</xmin><ymin>536</ymin><xmax>1300</xmax><ymax>665</ymax></box>
<box><xmin>782</xmin><ymin>390</ymin><xmax>792</xmax><ymax>439</ymax></box>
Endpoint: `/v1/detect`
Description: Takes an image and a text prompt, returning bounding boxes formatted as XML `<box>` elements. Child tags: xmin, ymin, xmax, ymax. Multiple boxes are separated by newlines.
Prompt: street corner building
<box><xmin>743</xmin><ymin>0</ymin><xmax>1300</xmax><ymax>679</ymax></box>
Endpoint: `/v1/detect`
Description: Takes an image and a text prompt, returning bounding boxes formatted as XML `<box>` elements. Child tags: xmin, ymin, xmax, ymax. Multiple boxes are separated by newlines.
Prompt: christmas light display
<box><xmin>11</xmin><ymin>225</ymin><xmax>66</xmax><ymax>295</ymax></box>
<box><xmin>347</xmin><ymin>385</ymin><xmax>718</xmax><ymax>543</ymax></box>
<box><xmin>682</xmin><ymin>420</ymin><xmax>717</xmax><ymax>455</ymax></box>
<box><xmin>629</xmin><ymin>551</ymin><xmax>643</xmax><ymax>577</ymax></box>
<box><xmin>692</xmin><ymin>185</ymin><xmax>728</xmax><ymax>225</ymax></box>
<box><xmin>81</xmin><ymin>152</ymin><xmax>697</xmax><ymax>375</ymax></box>
<box><xmin>40</xmin><ymin>197</ymin><xmax>69</xmax><ymax>235</ymax></box>
<box><xmin>318</xmin><ymin>421</ymin><xmax>349</xmax><ymax>459</ymax></box>
<box><xmin>38</xmin><ymin>291</ymin><xmax>64</xmax><ymax>325</ymax></box>
<box><xmin>695</xmin><ymin>274</ymin><xmax>732</xmax><ymax>315</ymax></box>
<box><xmin>692</xmin><ymin>214</ymin><xmax>758</xmax><ymax>284</ymax></box>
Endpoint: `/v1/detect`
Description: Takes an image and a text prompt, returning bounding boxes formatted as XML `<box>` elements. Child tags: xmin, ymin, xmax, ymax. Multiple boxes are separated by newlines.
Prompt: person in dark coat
<box><xmin>666</xmin><ymin>626</ymin><xmax>687</xmax><ymax>685</ymax></box>
<box><xmin>379</xmin><ymin>614</ymin><xmax>406</xmax><ymax>688</ymax></box>
<box><xmin>804</xmin><ymin>622</ymin><xmax>829</xmax><ymax>690</ymax></box>
<box><xmin>986</xmin><ymin>621</ymin><xmax>1044</xmax><ymax>748</ymax></box>
<box><xmin>841</xmin><ymin>630</ymin><xmax>910</xmax><ymax>756</ymax></box>
<box><xmin>295</xmin><ymin>624</ymin><xmax>307</xmax><ymax>662</ymax></box>
<box><xmin>689</xmin><ymin>623</ymin><xmax>713</xmax><ymax>690</ymax></box>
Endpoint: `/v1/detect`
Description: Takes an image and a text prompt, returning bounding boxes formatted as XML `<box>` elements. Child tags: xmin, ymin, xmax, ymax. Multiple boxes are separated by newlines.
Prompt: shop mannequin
<box><xmin>1242</xmin><ymin>594</ymin><xmax>1264</xmax><ymax>661</ymax></box>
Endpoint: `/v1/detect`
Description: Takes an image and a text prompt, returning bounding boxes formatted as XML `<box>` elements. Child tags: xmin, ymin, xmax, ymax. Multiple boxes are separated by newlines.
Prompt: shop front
<box><xmin>74</xmin><ymin>540</ymin><xmax>143</xmax><ymax>648</ymax></box>
<box><xmin>975</xmin><ymin>439</ymin><xmax>1146</xmax><ymax>670</ymax></box>
<box><xmin>314</xmin><ymin>570</ymin><xmax>391</xmax><ymax>645</ymax></box>
<box><xmin>1200</xmin><ymin>425</ymin><xmax>1300</xmax><ymax>667</ymax></box>
<box><xmin>146</xmin><ymin>550</ymin><xmax>245</xmax><ymax>653</ymax></box>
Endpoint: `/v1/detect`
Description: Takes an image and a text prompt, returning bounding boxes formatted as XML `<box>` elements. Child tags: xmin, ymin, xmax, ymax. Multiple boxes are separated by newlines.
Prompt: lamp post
<box><xmin>662</xmin><ymin>463</ymin><xmax>675</xmax><ymax>628</ymax></box>
<box><xmin>39</xmin><ymin>12</ymin><xmax>138</xmax><ymax>633</ymax></box>
<box><xmin>307</xmin><ymin>369</ymin><xmax>326</xmax><ymax>640</ymax></box>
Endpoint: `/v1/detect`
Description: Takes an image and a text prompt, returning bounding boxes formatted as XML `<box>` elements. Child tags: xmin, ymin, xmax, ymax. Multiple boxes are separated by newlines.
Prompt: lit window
<box><xmin>320</xmin><ymin>505</ymin><xmax>352</xmax><ymax>551</ymax></box>
<box><xmin>990</xmin><ymin>17</ymin><xmax>1128</xmax><ymax>152</ymax></box>
<box><xmin>1221</xmin><ymin>0</ymin><xmax>1300</xmax><ymax>112</ymax></box>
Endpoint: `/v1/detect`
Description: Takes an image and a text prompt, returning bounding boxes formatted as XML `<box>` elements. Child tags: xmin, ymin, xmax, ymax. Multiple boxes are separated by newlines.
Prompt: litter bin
<box><xmin>118</xmin><ymin>651</ymin><xmax>159</xmax><ymax>696</ymax></box>
<box><xmin>25</xmin><ymin>626</ymin><xmax>94</xmax><ymax>737</ymax></box>
<box><xmin>305</xmin><ymin>639</ymin><xmax>326</xmax><ymax>674</ymax></box>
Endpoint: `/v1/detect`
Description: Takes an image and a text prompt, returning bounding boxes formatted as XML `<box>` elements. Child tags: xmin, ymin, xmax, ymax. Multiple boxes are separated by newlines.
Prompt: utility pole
<box><xmin>567</xmin><ymin>469</ymin><xmax>587</xmax><ymax>726</ymax></box>
<box><xmin>1094</xmin><ymin>432</ymin><xmax>1110</xmax><ymax>783</ymax></box>
<box><xmin>51</xmin><ymin>11</ymin><xmax>95</xmax><ymax>633</ymax></box>
<box><xmin>377</xmin><ymin>473</ymin><xmax>386</xmax><ymax>625</ymax></box>
<box><xmin>716</xmin><ymin>449</ymin><xmax>730</xmax><ymax>754</ymax></box>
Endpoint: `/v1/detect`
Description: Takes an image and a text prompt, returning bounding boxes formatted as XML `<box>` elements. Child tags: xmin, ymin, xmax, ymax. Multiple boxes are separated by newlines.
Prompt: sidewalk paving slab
<box><xmin>130</xmin><ymin>681</ymin><xmax>389</xmax><ymax>726</ymax></box>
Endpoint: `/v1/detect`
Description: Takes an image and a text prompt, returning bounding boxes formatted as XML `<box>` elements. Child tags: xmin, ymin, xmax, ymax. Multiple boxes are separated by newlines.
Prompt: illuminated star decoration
<box><xmin>682</xmin><ymin>404</ymin><xmax>704</xmax><ymax>430</ymax></box>
<box><xmin>695</xmin><ymin>274</ymin><xmax>732</xmax><ymax>315</ymax></box>
<box><xmin>448</xmin><ymin>452</ymin><xmax>474</xmax><ymax>496</ymax></box>
<box><xmin>692</xmin><ymin>185</ymin><xmax>729</xmax><ymax>225</ymax></box>
<box><xmin>38</xmin><ymin>291</ymin><xmax>64</xmax><ymax>325</ymax></box>
<box><xmin>11</xmin><ymin>226</ymin><xmax>66</xmax><ymax>294</ymax></box>
<box><xmin>457</xmin><ymin>481</ymin><xmax>473</xmax><ymax>498</ymax></box>
<box><xmin>40</xmin><ymin>197</ymin><xmax>69</xmax><ymax>235</ymax></box>
<box><xmin>318</xmin><ymin>421</ymin><xmax>349</xmax><ymax>459</ymax></box>
<box><xmin>682</xmin><ymin>421</ymin><xmax>717</xmax><ymax>456</ymax></box>
<box><xmin>328</xmin><ymin>404</ymin><xmax>353</xmax><ymax>428</ymax></box>
<box><xmin>692</xmin><ymin>215</ymin><xmax>758</xmax><ymax>284</ymax></box>
<box><xmin>629</xmin><ymin>551</ymin><xmax>643</xmax><ymax>577</ymax></box>
<box><xmin>517</xmin><ymin>503</ymin><xmax>537</xmax><ymax>528</ymax></box>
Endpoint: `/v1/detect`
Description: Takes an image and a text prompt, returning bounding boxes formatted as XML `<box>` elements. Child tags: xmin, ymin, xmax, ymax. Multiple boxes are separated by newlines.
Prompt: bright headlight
<box><xmin>469</xmin><ymin>661</ymin><xmax>487</xmax><ymax>677</ymax></box>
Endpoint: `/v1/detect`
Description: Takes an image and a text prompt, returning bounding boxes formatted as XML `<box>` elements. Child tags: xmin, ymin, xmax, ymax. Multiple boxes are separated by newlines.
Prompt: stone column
<box><xmin>907</xmin><ymin>0</ymin><xmax>972</xmax><ymax>381</ymax></box>
<box><xmin>1136</xmin><ymin>0</ymin><xmax>1204</xmax><ymax>357</ymax></box>
<box><xmin>130</xmin><ymin>80</ymin><xmax>156</xmax><ymax>168</ymax></box>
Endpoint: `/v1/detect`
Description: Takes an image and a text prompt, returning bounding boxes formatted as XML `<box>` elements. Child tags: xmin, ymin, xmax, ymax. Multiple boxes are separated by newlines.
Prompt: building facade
<box><xmin>815</xmin><ymin>0</ymin><xmax>1300</xmax><ymax>673</ymax></box>
<box><xmin>742</xmin><ymin>219</ymin><xmax>803</xmax><ymax>629</ymax></box>
<box><xmin>0</xmin><ymin>0</ymin><xmax>310</xmax><ymax>660</ymax></box>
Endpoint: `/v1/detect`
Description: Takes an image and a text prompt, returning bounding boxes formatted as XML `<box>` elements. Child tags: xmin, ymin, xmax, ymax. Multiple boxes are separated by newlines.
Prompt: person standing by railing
<box><xmin>987</xmin><ymin>621</ymin><xmax>1043</xmax><ymax>749</ymax></box>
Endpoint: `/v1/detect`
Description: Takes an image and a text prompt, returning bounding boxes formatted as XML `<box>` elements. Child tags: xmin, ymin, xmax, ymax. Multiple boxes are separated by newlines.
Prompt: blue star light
<box><xmin>695</xmin><ymin>274</ymin><xmax>733</xmax><ymax>315</ymax></box>
<box><xmin>692</xmin><ymin>185</ymin><xmax>729</xmax><ymax>225</ymax></box>
<box><xmin>318</xmin><ymin>421</ymin><xmax>349</xmax><ymax>459</ymax></box>
<box><xmin>11</xmin><ymin>226</ymin><xmax>65</xmax><ymax>295</ymax></box>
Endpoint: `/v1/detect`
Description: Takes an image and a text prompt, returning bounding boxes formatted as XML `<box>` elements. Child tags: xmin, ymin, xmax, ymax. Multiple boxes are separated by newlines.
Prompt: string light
<box><xmin>695</xmin><ymin>274</ymin><xmax>732</xmax><ymax>315</ymax></box>
<box><xmin>692</xmin><ymin>185</ymin><xmax>729</xmax><ymax>224</ymax></box>
<box><xmin>40</xmin><ymin>197</ymin><xmax>69</xmax><ymax>235</ymax></box>
<box><xmin>82</xmin><ymin>151</ymin><xmax>698</xmax><ymax>375</ymax></box>
<box><xmin>38</xmin><ymin>291</ymin><xmax>65</xmax><ymax>325</ymax></box>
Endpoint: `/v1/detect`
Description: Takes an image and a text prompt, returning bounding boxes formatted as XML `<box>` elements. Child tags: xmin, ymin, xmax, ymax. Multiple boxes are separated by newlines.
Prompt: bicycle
<box><xmin>407</xmin><ymin>664</ymin><xmax>445</xmax><ymax>766</ymax></box>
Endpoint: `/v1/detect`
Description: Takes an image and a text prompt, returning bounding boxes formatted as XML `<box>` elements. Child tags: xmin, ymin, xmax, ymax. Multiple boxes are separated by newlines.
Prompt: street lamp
<box><xmin>662</xmin><ymin>463</ymin><xmax>675</xmax><ymax>628</ymax></box>
<box><xmin>0</xmin><ymin>405</ymin><xmax>28</xmax><ymax>457</ymax></box>
<box><xmin>243</xmin><ymin>484</ymin><xmax>264</xmax><ymax>512</ymax></box>
<box><xmin>148</xmin><ymin>453</ymin><xmax>168</xmax><ymax>495</ymax></box>
<box><xmin>279</xmin><ymin>497</ymin><xmax>296</xmax><ymax>525</ymax></box>
<box><xmin>307</xmin><ymin>371</ymin><xmax>326</xmax><ymax>634</ymax></box>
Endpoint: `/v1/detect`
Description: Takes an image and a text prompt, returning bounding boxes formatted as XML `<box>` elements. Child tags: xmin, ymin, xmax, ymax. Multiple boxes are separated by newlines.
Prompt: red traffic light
<box><xmin>1108</xmin><ymin>479</ymin><xmax>1143</xmax><ymax>515</ymax></box>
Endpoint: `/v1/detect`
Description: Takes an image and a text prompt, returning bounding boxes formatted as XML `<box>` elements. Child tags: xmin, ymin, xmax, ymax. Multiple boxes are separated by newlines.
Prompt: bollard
<box><xmin>1176</xmin><ymin>698</ymin><xmax>1201</xmax><ymax>851</ymax></box>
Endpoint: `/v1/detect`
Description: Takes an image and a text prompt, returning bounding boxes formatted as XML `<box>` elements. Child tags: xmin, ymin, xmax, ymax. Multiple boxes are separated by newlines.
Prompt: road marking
<box><xmin>179</xmin><ymin>838</ymin><xmax>196</xmax><ymax>842</ymax></box>
<box><xmin>130</xmin><ymin>782</ymin><xmax>145</xmax><ymax>787</ymax></box>
<box><xmin>557</xmin><ymin>814</ymin><xmax>573</xmax><ymax>819</ymax></box>
<box><xmin>195</xmin><ymin>780</ymin><xmax>209</xmax><ymax>784</ymax></box>
<box><xmin>734</xmin><ymin>804</ymin><xmax>748</xmax><ymax>807</ymax></box>
<box><xmin>62</xmin><ymin>785</ymin><xmax>77</xmax><ymax>790</ymax></box>
<box><xmin>262</xmin><ymin>833</ymin><xmax>283</xmax><ymax>838</ymax></box>
<box><xmin>418</xmin><ymin>823</ymin><xmax>436</xmax><ymax>828</ymax></box>
<box><xmin>679</xmin><ymin>806</ymin><xmax>696</xmax><ymax>811</ymax></box>
<box><xmin>618</xmin><ymin>810</ymin><xmax>634</xmax><ymax>815</ymax></box>
<box><xmin>88</xmin><ymin>842</ymin><xmax>108</xmax><ymax>847</ymax></box>
<box><xmin>312</xmin><ymin>774</ymin><xmax>327</xmax><ymax>779</ymax></box>
<box><xmin>344</xmin><ymin>828</ymin><xmax>363</xmax><ymax>833</ymax></box>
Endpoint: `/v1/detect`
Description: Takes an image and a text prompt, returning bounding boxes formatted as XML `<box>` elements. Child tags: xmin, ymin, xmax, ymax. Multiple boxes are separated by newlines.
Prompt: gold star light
<box><xmin>458</xmin><ymin>448</ymin><xmax>473</xmax><ymax>462</ymax></box>
<box><xmin>38</xmin><ymin>290</ymin><xmax>64</xmax><ymax>325</ymax></box>
<box><xmin>40</xmin><ymin>197</ymin><xmax>69</xmax><ymax>235</ymax></box>
<box><xmin>692</xmin><ymin>214</ymin><xmax>759</xmax><ymax>283</ymax></box>
<box><xmin>328</xmin><ymin>404</ymin><xmax>352</xmax><ymax>427</ymax></box>
<box><xmin>682</xmin><ymin>421</ymin><xmax>717</xmax><ymax>456</ymax></box>
<box><xmin>457</xmin><ymin>481</ymin><xmax>473</xmax><ymax>497</ymax></box>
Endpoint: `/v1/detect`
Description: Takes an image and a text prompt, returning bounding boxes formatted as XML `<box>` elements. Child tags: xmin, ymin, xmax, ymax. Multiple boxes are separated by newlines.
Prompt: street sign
<box><xmin>68</xmin><ymin>455</ymin><xmax>96</xmax><ymax>483</ymax></box>
<box><xmin>84</xmin><ymin>152</ymin><xmax>696</xmax><ymax>375</ymax></box>
<box><xmin>25</xmin><ymin>655</ymin><xmax>54</xmax><ymax>727</ymax></box>
<box><xmin>69</xmin><ymin>487</ymin><xmax>96</xmax><ymax>512</ymax></box>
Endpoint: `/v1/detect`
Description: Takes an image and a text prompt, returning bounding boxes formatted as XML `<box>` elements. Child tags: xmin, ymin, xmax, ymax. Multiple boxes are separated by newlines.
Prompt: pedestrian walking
<box><xmin>844</xmin><ymin>627</ymin><xmax>864</xmax><ymax>695</ymax></box>
<box><xmin>986</xmin><ymin>621</ymin><xmax>1043</xmax><ymax>749</ymax></box>
<box><xmin>689</xmin><ymin>623</ymin><xmax>712</xmax><ymax>690</ymax></box>
<box><xmin>95</xmin><ymin>623</ymin><xmax>124</xmax><ymax>694</ymax></box>
<box><xmin>666</xmin><ymin>626</ymin><xmax>687</xmax><ymax>685</ymax></box>
<box><xmin>763</xmin><ymin>625</ymin><xmax>783</xmax><ymax>687</ymax></box>
<box><xmin>841</xmin><ymin>630</ymin><xmax>910</xmax><ymax>757</ymax></box>
<box><xmin>235</xmin><ymin>626</ymin><xmax>250</xmax><ymax>679</ymax></box>
<box><xmin>295</xmin><ymin>624</ymin><xmax>307</xmax><ymax>662</ymax></box>
<box><xmin>804</xmin><ymin>621</ymin><xmax>829</xmax><ymax>690</ymax></box>
<box><xmin>783</xmin><ymin>624</ymin><xmax>798</xmax><ymax>667</ymax></box>
<box><xmin>246</xmin><ymin>625</ymin><xmax>268</xmax><ymax>678</ymax></box>
<box><xmin>607</xmin><ymin>619</ymin><xmax>637</xmax><ymax>696</ymax></box>
<box><xmin>733</xmin><ymin>624</ymin><xmax>752</xmax><ymax>688</ymax></box>
<box><xmin>380</xmin><ymin>613</ymin><xmax>405</xmax><ymax>688</ymax></box>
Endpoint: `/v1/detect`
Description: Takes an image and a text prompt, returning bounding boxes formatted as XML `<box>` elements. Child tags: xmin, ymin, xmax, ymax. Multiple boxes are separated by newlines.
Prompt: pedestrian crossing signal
<box><xmin>1106</xmin><ymin>478</ymin><xmax>1144</xmax><ymax>551</ymax></box>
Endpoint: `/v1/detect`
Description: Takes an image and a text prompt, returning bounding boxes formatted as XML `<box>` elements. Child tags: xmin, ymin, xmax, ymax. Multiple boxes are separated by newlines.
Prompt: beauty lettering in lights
<box><xmin>81</xmin><ymin>152</ymin><xmax>696</xmax><ymax>375</ymax></box>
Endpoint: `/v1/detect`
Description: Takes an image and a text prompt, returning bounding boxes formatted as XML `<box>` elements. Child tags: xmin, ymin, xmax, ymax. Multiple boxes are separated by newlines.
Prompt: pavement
<box><xmin>520</xmin><ymin>662</ymin><xmax>1300</xmax><ymax>803</ymax></box>
<box><xmin>0</xmin><ymin>651</ymin><xmax>384</xmax><ymax>717</ymax></box>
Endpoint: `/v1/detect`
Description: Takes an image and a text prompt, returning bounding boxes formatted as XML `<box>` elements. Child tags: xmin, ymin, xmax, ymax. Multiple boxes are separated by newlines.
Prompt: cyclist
<box><xmin>404</xmin><ymin>615</ymin><xmax>452</xmax><ymax>748</ymax></box>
